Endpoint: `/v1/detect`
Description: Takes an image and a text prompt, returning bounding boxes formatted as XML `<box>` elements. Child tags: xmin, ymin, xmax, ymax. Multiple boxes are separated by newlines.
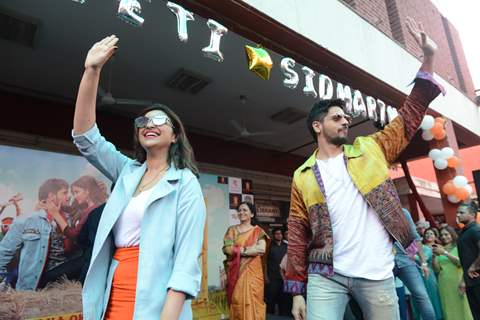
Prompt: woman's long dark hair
<box><xmin>70</xmin><ymin>175</ymin><xmax>108</xmax><ymax>223</ymax></box>
<box><xmin>439</xmin><ymin>226</ymin><xmax>458</xmax><ymax>245</ymax></box>
<box><xmin>133</xmin><ymin>104</ymin><xmax>199</xmax><ymax>178</ymax></box>
<box><xmin>71</xmin><ymin>175</ymin><xmax>108</xmax><ymax>206</ymax></box>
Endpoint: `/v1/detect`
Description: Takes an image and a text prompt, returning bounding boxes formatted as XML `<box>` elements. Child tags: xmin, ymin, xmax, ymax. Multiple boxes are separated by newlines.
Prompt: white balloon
<box><xmin>420</xmin><ymin>115</ymin><xmax>435</xmax><ymax>130</ymax></box>
<box><xmin>428</xmin><ymin>149</ymin><xmax>442</xmax><ymax>161</ymax></box>
<box><xmin>202</xmin><ymin>19</ymin><xmax>228</xmax><ymax>62</ymax></box>
<box><xmin>117</xmin><ymin>0</ymin><xmax>144</xmax><ymax>27</ymax></box>
<box><xmin>422</xmin><ymin>130</ymin><xmax>434</xmax><ymax>141</ymax></box>
<box><xmin>318</xmin><ymin>74</ymin><xmax>334</xmax><ymax>100</ymax></box>
<box><xmin>440</xmin><ymin>147</ymin><xmax>454</xmax><ymax>160</ymax></box>
<box><xmin>465</xmin><ymin>184</ymin><xmax>473</xmax><ymax>194</ymax></box>
<box><xmin>353</xmin><ymin>90</ymin><xmax>367</xmax><ymax>118</ymax></box>
<box><xmin>280</xmin><ymin>58</ymin><xmax>299</xmax><ymax>89</ymax></box>
<box><xmin>447</xmin><ymin>195</ymin><xmax>460</xmax><ymax>203</ymax></box>
<box><xmin>302</xmin><ymin>67</ymin><xmax>317</xmax><ymax>98</ymax></box>
<box><xmin>366</xmin><ymin>96</ymin><xmax>379</xmax><ymax>122</ymax></box>
<box><xmin>167</xmin><ymin>2</ymin><xmax>194</xmax><ymax>43</ymax></box>
<box><xmin>337</xmin><ymin>82</ymin><xmax>353</xmax><ymax>116</ymax></box>
<box><xmin>386</xmin><ymin>105</ymin><xmax>399</xmax><ymax>122</ymax></box>
<box><xmin>377</xmin><ymin>99</ymin><xmax>387</xmax><ymax>127</ymax></box>
<box><xmin>453</xmin><ymin>175</ymin><xmax>468</xmax><ymax>188</ymax></box>
<box><xmin>434</xmin><ymin>159</ymin><xmax>448</xmax><ymax>170</ymax></box>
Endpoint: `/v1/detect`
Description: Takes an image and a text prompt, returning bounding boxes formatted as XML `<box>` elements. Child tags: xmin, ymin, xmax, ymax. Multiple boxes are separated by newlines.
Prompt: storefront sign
<box><xmin>256</xmin><ymin>216</ymin><xmax>276</xmax><ymax>222</ymax></box>
<box><xmin>280</xmin><ymin>57</ymin><xmax>398</xmax><ymax>127</ymax></box>
<box><xmin>73</xmin><ymin>1</ymin><xmax>398</xmax><ymax>128</ymax></box>
<box><xmin>256</xmin><ymin>200</ymin><xmax>282</xmax><ymax>218</ymax></box>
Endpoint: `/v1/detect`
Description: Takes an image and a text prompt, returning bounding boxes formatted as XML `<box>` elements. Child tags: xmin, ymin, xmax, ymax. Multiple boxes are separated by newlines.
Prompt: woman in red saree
<box><xmin>223</xmin><ymin>202</ymin><xmax>269</xmax><ymax>320</ymax></box>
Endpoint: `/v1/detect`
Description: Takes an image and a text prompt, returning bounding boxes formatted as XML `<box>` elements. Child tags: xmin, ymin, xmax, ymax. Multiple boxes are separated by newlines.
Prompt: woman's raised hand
<box><xmin>84</xmin><ymin>35</ymin><xmax>119</xmax><ymax>70</ymax></box>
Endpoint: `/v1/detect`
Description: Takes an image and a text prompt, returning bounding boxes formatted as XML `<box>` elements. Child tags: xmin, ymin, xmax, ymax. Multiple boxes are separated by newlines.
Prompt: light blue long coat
<box><xmin>73</xmin><ymin>124</ymin><xmax>206</xmax><ymax>320</ymax></box>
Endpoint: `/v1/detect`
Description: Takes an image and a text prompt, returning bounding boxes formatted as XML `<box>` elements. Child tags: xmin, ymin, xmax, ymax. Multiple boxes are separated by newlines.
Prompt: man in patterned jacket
<box><xmin>285</xmin><ymin>17</ymin><xmax>445</xmax><ymax>320</ymax></box>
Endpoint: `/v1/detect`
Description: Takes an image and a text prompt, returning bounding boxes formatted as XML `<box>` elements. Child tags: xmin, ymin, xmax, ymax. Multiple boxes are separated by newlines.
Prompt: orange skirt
<box><xmin>104</xmin><ymin>246</ymin><xmax>139</xmax><ymax>320</ymax></box>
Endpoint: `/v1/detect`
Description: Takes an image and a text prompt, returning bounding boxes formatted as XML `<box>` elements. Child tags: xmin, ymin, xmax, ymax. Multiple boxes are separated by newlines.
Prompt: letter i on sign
<box><xmin>202</xmin><ymin>19</ymin><xmax>228</xmax><ymax>62</ymax></box>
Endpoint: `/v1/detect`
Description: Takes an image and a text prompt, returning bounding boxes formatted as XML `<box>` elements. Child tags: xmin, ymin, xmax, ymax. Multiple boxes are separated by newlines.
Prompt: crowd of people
<box><xmin>222</xmin><ymin>201</ymin><xmax>479</xmax><ymax>320</ymax></box>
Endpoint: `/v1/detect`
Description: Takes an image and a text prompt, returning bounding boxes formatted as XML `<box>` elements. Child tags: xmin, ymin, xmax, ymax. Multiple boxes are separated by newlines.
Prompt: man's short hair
<box><xmin>415</xmin><ymin>220</ymin><xmax>430</xmax><ymax>229</ymax></box>
<box><xmin>38</xmin><ymin>178</ymin><xmax>68</xmax><ymax>201</ymax></box>
<box><xmin>306</xmin><ymin>99</ymin><xmax>345</xmax><ymax>141</ymax></box>
<box><xmin>272</xmin><ymin>227</ymin><xmax>283</xmax><ymax>235</ymax></box>
<box><xmin>459</xmin><ymin>200</ymin><xmax>478</xmax><ymax>217</ymax></box>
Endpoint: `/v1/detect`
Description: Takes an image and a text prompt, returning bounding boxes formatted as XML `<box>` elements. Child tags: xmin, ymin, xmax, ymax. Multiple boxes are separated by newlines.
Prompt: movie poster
<box><xmin>0</xmin><ymin>145</ymin><xmax>231</xmax><ymax>319</ymax></box>
<box><xmin>0</xmin><ymin>145</ymin><xmax>111</xmax><ymax>318</ymax></box>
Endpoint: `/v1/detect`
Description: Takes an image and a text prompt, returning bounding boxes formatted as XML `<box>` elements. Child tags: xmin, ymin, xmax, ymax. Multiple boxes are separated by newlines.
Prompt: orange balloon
<box><xmin>435</xmin><ymin>117</ymin><xmax>446</xmax><ymax>125</ymax></box>
<box><xmin>442</xmin><ymin>182</ymin><xmax>456</xmax><ymax>195</ymax></box>
<box><xmin>433</xmin><ymin>130</ymin><xmax>446</xmax><ymax>140</ymax></box>
<box><xmin>447</xmin><ymin>156</ymin><xmax>459</xmax><ymax>168</ymax></box>
<box><xmin>455</xmin><ymin>187</ymin><xmax>469</xmax><ymax>201</ymax></box>
<box><xmin>430</xmin><ymin>122</ymin><xmax>444</xmax><ymax>135</ymax></box>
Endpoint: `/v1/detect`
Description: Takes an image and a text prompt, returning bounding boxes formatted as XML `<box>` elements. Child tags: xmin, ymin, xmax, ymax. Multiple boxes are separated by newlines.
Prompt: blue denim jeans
<box><xmin>396</xmin><ymin>285</ymin><xmax>408</xmax><ymax>320</ymax></box>
<box><xmin>307</xmin><ymin>273</ymin><xmax>399</xmax><ymax>320</ymax></box>
<box><xmin>394</xmin><ymin>263</ymin><xmax>436</xmax><ymax>320</ymax></box>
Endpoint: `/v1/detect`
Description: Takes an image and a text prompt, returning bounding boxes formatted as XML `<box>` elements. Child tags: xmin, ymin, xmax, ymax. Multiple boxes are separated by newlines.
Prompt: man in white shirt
<box><xmin>284</xmin><ymin>18</ymin><xmax>444</xmax><ymax>320</ymax></box>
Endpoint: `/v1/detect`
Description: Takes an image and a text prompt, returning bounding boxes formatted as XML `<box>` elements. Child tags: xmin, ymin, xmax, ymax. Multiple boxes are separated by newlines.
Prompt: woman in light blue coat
<box><xmin>72</xmin><ymin>35</ymin><xmax>206</xmax><ymax>320</ymax></box>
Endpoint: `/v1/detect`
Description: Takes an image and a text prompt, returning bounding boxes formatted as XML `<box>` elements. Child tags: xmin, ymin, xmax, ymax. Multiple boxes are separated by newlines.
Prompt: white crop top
<box><xmin>113</xmin><ymin>187</ymin><xmax>154</xmax><ymax>247</ymax></box>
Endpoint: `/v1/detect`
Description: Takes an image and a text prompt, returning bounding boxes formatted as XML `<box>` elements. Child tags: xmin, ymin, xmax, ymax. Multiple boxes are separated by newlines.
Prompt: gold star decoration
<box><xmin>245</xmin><ymin>45</ymin><xmax>273</xmax><ymax>80</ymax></box>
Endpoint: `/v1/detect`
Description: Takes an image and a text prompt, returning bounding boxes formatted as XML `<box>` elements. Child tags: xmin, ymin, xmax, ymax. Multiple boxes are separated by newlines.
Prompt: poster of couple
<box><xmin>0</xmin><ymin>144</ymin><xmax>231</xmax><ymax>319</ymax></box>
<box><xmin>0</xmin><ymin>144</ymin><xmax>112</xmax><ymax>291</ymax></box>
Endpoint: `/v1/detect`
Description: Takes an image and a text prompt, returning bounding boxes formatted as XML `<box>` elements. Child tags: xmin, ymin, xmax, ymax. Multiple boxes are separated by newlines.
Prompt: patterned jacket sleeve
<box><xmin>371</xmin><ymin>71</ymin><xmax>443</xmax><ymax>164</ymax></box>
<box><xmin>284</xmin><ymin>178</ymin><xmax>310</xmax><ymax>295</ymax></box>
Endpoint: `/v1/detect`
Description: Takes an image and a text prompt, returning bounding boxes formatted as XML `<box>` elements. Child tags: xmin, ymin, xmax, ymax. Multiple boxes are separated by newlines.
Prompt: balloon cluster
<box><xmin>442</xmin><ymin>176</ymin><xmax>473</xmax><ymax>203</ymax></box>
<box><xmin>421</xmin><ymin>115</ymin><xmax>470</xmax><ymax>204</ymax></box>
<box><xmin>428</xmin><ymin>147</ymin><xmax>461</xmax><ymax>170</ymax></box>
<box><xmin>420</xmin><ymin>115</ymin><xmax>446</xmax><ymax>141</ymax></box>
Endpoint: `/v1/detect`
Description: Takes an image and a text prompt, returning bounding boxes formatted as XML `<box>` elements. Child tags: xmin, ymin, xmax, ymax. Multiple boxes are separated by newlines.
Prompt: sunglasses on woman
<box><xmin>134</xmin><ymin>115</ymin><xmax>174</xmax><ymax>129</ymax></box>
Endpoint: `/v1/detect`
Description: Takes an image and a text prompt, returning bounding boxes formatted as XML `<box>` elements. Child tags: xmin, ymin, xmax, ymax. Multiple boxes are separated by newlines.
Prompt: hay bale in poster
<box><xmin>0</xmin><ymin>279</ymin><xmax>82</xmax><ymax>320</ymax></box>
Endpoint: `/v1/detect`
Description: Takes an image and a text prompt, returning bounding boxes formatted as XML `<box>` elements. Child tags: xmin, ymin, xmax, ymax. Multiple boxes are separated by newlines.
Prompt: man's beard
<box><xmin>325</xmin><ymin>127</ymin><xmax>348</xmax><ymax>146</ymax></box>
<box><xmin>325</xmin><ymin>132</ymin><xmax>348</xmax><ymax>146</ymax></box>
<box><xmin>329</xmin><ymin>136</ymin><xmax>348</xmax><ymax>146</ymax></box>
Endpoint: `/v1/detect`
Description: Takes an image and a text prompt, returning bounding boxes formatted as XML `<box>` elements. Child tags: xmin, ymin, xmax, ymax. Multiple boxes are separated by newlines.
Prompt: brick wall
<box><xmin>343</xmin><ymin>0</ymin><xmax>476</xmax><ymax>99</ymax></box>
<box><xmin>348</xmin><ymin>0</ymin><xmax>393</xmax><ymax>38</ymax></box>
<box><xmin>394</xmin><ymin>0</ymin><xmax>461</xmax><ymax>90</ymax></box>
<box><xmin>443</xmin><ymin>19</ymin><xmax>476</xmax><ymax>99</ymax></box>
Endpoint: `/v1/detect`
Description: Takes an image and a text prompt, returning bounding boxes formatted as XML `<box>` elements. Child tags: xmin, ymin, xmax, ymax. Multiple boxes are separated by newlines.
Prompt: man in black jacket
<box><xmin>457</xmin><ymin>200</ymin><xmax>480</xmax><ymax>320</ymax></box>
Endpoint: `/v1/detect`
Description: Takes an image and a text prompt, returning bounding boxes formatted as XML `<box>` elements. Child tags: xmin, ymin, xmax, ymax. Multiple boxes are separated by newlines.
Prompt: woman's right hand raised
<box><xmin>84</xmin><ymin>35</ymin><xmax>119</xmax><ymax>71</ymax></box>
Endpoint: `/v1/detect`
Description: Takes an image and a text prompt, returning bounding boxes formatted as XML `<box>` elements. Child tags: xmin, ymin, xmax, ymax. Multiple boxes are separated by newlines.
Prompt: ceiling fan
<box><xmin>96</xmin><ymin>57</ymin><xmax>154</xmax><ymax>109</ymax></box>
<box><xmin>97</xmin><ymin>86</ymin><xmax>154</xmax><ymax>108</ymax></box>
<box><xmin>228</xmin><ymin>119</ymin><xmax>275</xmax><ymax>140</ymax></box>
<box><xmin>227</xmin><ymin>95</ymin><xmax>275</xmax><ymax>140</ymax></box>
